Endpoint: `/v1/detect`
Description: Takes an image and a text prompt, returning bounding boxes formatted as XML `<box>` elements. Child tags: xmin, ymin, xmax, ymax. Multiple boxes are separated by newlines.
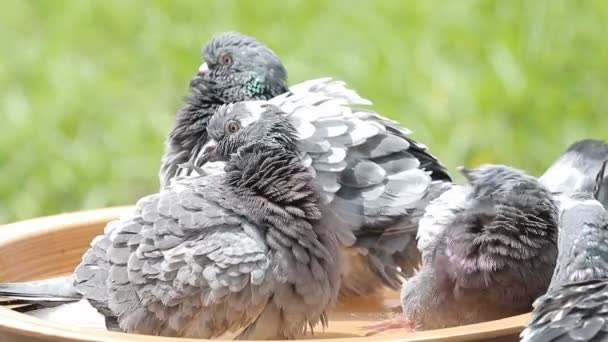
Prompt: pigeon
<box><xmin>169</xmin><ymin>31</ymin><xmax>452</xmax><ymax>297</ymax></box>
<box><xmin>160</xmin><ymin>31</ymin><xmax>289</xmax><ymax>188</ymax></box>
<box><xmin>539</xmin><ymin>139</ymin><xmax>608</xmax><ymax>194</ymax></box>
<box><xmin>366</xmin><ymin>165</ymin><xmax>559</xmax><ymax>333</ymax></box>
<box><xmin>403</xmin><ymin>165</ymin><xmax>558</xmax><ymax>330</ymax></box>
<box><xmin>521</xmin><ymin>161</ymin><xmax>608</xmax><ymax>342</ymax></box>
<box><xmin>0</xmin><ymin>102</ymin><xmax>340</xmax><ymax>340</ymax></box>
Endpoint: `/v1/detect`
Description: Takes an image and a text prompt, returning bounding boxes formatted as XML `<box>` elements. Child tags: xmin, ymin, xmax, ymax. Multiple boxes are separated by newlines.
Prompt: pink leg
<box><xmin>361</xmin><ymin>316</ymin><xmax>416</xmax><ymax>336</ymax></box>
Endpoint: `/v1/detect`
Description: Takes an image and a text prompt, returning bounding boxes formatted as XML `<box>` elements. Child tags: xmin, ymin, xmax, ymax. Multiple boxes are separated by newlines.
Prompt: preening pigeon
<box><xmin>539</xmin><ymin>139</ymin><xmax>608</xmax><ymax>194</ymax></box>
<box><xmin>367</xmin><ymin>165</ymin><xmax>558</xmax><ymax>333</ymax></box>
<box><xmin>521</xmin><ymin>161</ymin><xmax>608</xmax><ymax>342</ymax></box>
<box><xmin>0</xmin><ymin>103</ymin><xmax>340</xmax><ymax>339</ymax></box>
<box><xmin>165</xmin><ymin>31</ymin><xmax>452</xmax><ymax>297</ymax></box>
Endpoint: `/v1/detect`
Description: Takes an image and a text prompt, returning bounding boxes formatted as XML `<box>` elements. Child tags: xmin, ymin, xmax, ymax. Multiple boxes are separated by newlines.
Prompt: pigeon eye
<box><xmin>225</xmin><ymin>121</ymin><xmax>240</xmax><ymax>134</ymax></box>
<box><xmin>220</xmin><ymin>53</ymin><xmax>233</xmax><ymax>66</ymax></box>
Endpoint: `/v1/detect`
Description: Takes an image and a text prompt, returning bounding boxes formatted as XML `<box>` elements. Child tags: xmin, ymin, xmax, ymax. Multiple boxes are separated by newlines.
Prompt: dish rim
<box><xmin>0</xmin><ymin>207</ymin><xmax>531</xmax><ymax>342</ymax></box>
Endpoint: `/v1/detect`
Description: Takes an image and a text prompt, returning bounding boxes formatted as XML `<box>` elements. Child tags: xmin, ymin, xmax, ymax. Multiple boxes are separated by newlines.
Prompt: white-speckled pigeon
<box><xmin>539</xmin><ymin>139</ymin><xmax>608</xmax><ymax>194</ymax></box>
<box><xmin>521</xmin><ymin>161</ymin><xmax>608</xmax><ymax>342</ymax></box>
<box><xmin>0</xmin><ymin>103</ymin><xmax>340</xmax><ymax>339</ymax></box>
<box><xmin>165</xmin><ymin>31</ymin><xmax>452</xmax><ymax>297</ymax></box>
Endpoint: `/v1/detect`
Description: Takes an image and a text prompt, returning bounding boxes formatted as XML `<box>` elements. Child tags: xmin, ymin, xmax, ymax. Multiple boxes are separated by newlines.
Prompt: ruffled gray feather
<box><xmin>402</xmin><ymin>165</ymin><xmax>558</xmax><ymax>330</ymax></box>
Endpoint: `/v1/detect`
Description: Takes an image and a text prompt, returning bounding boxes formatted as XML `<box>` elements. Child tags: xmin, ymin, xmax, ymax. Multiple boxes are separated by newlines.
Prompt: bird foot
<box><xmin>361</xmin><ymin>317</ymin><xmax>416</xmax><ymax>336</ymax></box>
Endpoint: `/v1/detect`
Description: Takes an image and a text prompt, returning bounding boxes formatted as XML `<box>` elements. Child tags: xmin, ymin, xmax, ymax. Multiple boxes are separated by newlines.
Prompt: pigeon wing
<box><xmin>521</xmin><ymin>279</ymin><xmax>608</xmax><ymax>342</ymax></box>
<box><xmin>271</xmin><ymin>78</ymin><xmax>451</xmax><ymax>291</ymax></box>
<box><xmin>75</xmin><ymin>177</ymin><xmax>273</xmax><ymax>338</ymax></box>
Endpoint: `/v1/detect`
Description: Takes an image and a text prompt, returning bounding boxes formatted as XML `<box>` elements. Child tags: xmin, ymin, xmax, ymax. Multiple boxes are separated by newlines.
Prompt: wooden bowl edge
<box><xmin>0</xmin><ymin>208</ymin><xmax>532</xmax><ymax>341</ymax></box>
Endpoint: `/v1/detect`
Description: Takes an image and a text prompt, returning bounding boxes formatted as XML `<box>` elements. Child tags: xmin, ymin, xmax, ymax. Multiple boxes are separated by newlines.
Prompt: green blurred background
<box><xmin>1</xmin><ymin>0</ymin><xmax>607</xmax><ymax>223</ymax></box>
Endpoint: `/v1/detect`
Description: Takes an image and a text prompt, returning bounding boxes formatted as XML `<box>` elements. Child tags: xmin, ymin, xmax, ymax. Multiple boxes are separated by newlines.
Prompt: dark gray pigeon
<box><xmin>0</xmin><ymin>103</ymin><xmax>340</xmax><ymax>339</ymax></box>
<box><xmin>160</xmin><ymin>31</ymin><xmax>289</xmax><ymax>188</ymax></box>
<box><xmin>367</xmin><ymin>165</ymin><xmax>558</xmax><ymax>333</ymax></box>
<box><xmin>539</xmin><ymin>139</ymin><xmax>608</xmax><ymax>194</ymax></box>
<box><xmin>165</xmin><ymin>31</ymin><xmax>452</xmax><ymax>297</ymax></box>
<box><xmin>521</xmin><ymin>161</ymin><xmax>608</xmax><ymax>342</ymax></box>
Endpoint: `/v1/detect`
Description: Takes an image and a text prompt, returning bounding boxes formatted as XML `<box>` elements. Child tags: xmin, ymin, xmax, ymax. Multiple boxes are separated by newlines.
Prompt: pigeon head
<box><xmin>565</xmin><ymin>139</ymin><xmax>608</xmax><ymax>160</ymax></box>
<box><xmin>203</xmin><ymin>101</ymin><xmax>297</xmax><ymax>162</ymax></box>
<box><xmin>162</xmin><ymin>32</ymin><xmax>289</xmax><ymax>188</ymax></box>
<box><xmin>539</xmin><ymin>138</ymin><xmax>608</xmax><ymax>194</ymax></box>
<box><xmin>193</xmin><ymin>31</ymin><xmax>289</xmax><ymax>101</ymax></box>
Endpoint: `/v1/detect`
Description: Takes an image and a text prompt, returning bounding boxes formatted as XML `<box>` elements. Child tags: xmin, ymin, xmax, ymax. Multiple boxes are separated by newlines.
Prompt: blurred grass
<box><xmin>1</xmin><ymin>0</ymin><xmax>607</xmax><ymax>223</ymax></box>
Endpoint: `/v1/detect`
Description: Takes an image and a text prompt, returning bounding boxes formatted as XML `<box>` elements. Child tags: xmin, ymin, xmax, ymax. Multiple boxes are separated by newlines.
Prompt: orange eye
<box><xmin>220</xmin><ymin>53</ymin><xmax>233</xmax><ymax>65</ymax></box>
<box><xmin>226</xmin><ymin>121</ymin><xmax>240</xmax><ymax>134</ymax></box>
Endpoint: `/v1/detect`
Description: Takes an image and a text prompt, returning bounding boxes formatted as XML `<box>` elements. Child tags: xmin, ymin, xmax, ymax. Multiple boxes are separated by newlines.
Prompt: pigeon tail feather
<box><xmin>0</xmin><ymin>276</ymin><xmax>81</xmax><ymax>311</ymax></box>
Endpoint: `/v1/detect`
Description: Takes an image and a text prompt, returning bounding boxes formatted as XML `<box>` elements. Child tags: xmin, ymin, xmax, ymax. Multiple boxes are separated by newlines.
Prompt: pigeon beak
<box><xmin>203</xmin><ymin>139</ymin><xmax>217</xmax><ymax>155</ymax></box>
<box><xmin>198</xmin><ymin>62</ymin><xmax>209</xmax><ymax>77</ymax></box>
<box><xmin>457</xmin><ymin>166</ymin><xmax>475</xmax><ymax>181</ymax></box>
<box><xmin>192</xmin><ymin>139</ymin><xmax>217</xmax><ymax>167</ymax></box>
